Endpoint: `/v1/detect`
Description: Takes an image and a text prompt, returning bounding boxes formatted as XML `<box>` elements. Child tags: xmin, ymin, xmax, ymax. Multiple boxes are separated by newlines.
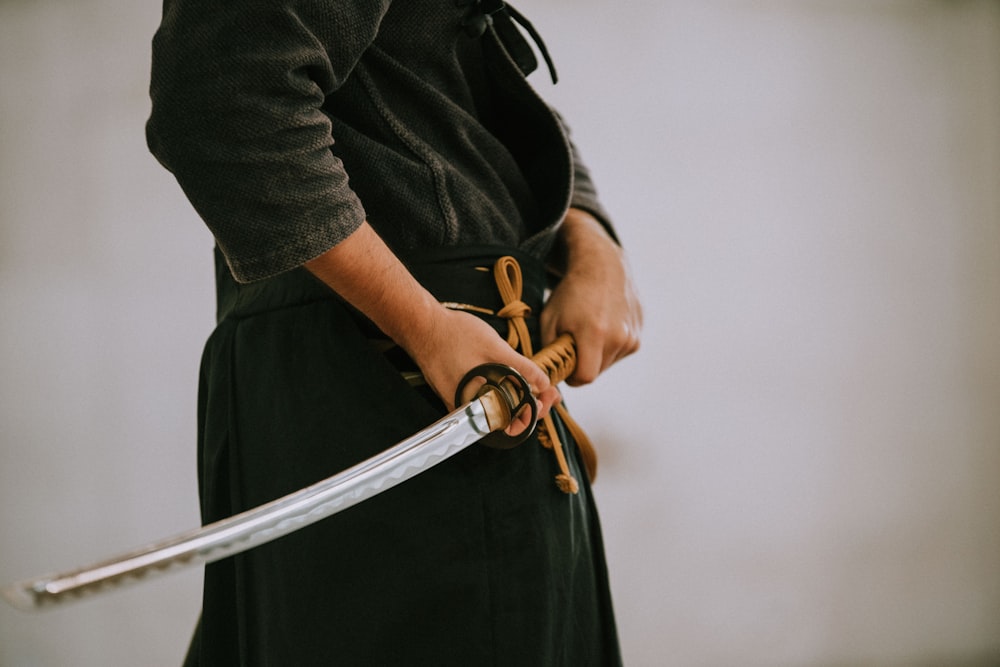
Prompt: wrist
<box><xmin>384</xmin><ymin>295</ymin><xmax>447</xmax><ymax>361</ymax></box>
<box><xmin>551</xmin><ymin>208</ymin><xmax>621</xmax><ymax>276</ymax></box>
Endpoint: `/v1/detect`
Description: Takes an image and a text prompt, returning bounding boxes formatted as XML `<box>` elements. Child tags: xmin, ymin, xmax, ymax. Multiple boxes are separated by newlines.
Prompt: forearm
<box><xmin>304</xmin><ymin>222</ymin><xmax>557</xmax><ymax>414</ymax></box>
<box><xmin>548</xmin><ymin>207</ymin><xmax>621</xmax><ymax>275</ymax></box>
<box><xmin>541</xmin><ymin>208</ymin><xmax>642</xmax><ymax>385</ymax></box>
<box><xmin>303</xmin><ymin>222</ymin><xmax>441</xmax><ymax>355</ymax></box>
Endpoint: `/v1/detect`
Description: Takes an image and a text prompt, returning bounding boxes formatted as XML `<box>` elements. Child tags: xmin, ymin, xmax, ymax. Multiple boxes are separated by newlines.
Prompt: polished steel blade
<box><xmin>3</xmin><ymin>398</ymin><xmax>495</xmax><ymax>611</ymax></box>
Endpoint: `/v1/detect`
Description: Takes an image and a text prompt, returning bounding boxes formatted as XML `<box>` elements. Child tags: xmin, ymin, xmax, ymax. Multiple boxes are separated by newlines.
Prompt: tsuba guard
<box><xmin>454</xmin><ymin>363</ymin><xmax>538</xmax><ymax>449</ymax></box>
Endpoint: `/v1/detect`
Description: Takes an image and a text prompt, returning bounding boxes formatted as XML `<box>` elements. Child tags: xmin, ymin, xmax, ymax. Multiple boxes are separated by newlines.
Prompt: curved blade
<box><xmin>4</xmin><ymin>334</ymin><xmax>578</xmax><ymax>612</ymax></box>
<box><xmin>3</xmin><ymin>399</ymin><xmax>495</xmax><ymax>611</ymax></box>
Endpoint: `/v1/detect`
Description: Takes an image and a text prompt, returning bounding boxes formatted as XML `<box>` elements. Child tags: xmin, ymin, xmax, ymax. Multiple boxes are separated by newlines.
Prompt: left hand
<box><xmin>305</xmin><ymin>222</ymin><xmax>561</xmax><ymax>423</ymax></box>
<box><xmin>541</xmin><ymin>208</ymin><xmax>643</xmax><ymax>386</ymax></box>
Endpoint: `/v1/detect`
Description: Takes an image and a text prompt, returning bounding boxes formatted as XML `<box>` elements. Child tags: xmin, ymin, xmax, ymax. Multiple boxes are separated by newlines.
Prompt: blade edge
<box><xmin>3</xmin><ymin>399</ymin><xmax>493</xmax><ymax>611</ymax></box>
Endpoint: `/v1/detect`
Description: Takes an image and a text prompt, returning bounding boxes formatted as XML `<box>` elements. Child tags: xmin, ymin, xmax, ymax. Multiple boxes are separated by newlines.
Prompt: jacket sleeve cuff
<box><xmin>220</xmin><ymin>195</ymin><xmax>368</xmax><ymax>284</ymax></box>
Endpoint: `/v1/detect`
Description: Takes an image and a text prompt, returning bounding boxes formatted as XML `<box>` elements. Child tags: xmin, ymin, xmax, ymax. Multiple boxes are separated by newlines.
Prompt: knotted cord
<box><xmin>491</xmin><ymin>256</ymin><xmax>598</xmax><ymax>492</ymax></box>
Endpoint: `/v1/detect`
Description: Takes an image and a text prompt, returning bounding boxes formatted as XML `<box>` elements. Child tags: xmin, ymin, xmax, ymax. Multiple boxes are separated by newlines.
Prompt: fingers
<box><xmin>541</xmin><ymin>297</ymin><xmax>642</xmax><ymax>387</ymax></box>
<box><xmin>567</xmin><ymin>319</ymin><xmax>641</xmax><ymax>387</ymax></box>
<box><xmin>509</xmin><ymin>356</ymin><xmax>555</xmax><ymax>420</ymax></box>
<box><xmin>539</xmin><ymin>255</ymin><xmax>643</xmax><ymax>387</ymax></box>
<box><xmin>534</xmin><ymin>385</ymin><xmax>561</xmax><ymax>420</ymax></box>
<box><xmin>409</xmin><ymin>305</ymin><xmax>568</xmax><ymax>423</ymax></box>
<box><xmin>503</xmin><ymin>384</ymin><xmax>559</xmax><ymax>438</ymax></box>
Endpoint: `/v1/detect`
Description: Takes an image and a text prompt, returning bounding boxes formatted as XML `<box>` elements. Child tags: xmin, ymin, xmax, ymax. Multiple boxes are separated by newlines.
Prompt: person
<box><xmin>146</xmin><ymin>2</ymin><xmax>642</xmax><ymax>665</ymax></box>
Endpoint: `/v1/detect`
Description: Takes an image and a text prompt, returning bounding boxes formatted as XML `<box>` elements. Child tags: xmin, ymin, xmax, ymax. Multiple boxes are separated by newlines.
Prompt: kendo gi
<box><xmin>146</xmin><ymin>2</ymin><xmax>622</xmax><ymax>665</ymax></box>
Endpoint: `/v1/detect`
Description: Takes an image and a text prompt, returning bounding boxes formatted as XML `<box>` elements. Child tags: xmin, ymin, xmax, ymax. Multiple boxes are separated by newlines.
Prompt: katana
<box><xmin>3</xmin><ymin>335</ymin><xmax>577</xmax><ymax>612</ymax></box>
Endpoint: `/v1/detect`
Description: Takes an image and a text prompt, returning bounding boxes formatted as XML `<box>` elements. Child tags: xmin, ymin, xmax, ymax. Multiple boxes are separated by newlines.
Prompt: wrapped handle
<box><xmin>454</xmin><ymin>334</ymin><xmax>576</xmax><ymax>450</ymax></box>
<box><xmin>531</xmin><ymin>333</ymin><xmax>576</xmax><ymax>386</ymax></box>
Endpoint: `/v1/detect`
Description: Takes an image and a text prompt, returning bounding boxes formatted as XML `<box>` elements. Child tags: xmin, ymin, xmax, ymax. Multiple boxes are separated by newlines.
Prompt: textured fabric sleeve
<box><xmin>147</xmin><ymin>0</ymin><xmax>391</xmax><ymax>282</ymax></box>
<box><xmin>552</xmin><ymin>110</ymin><xmax>620</xmax><ymax>244</ymax></box>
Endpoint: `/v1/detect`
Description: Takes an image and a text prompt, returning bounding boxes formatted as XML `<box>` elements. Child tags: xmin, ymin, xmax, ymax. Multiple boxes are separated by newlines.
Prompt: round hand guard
<box><xmin>454</xmin><ymin>363</ymin><xmax>538</xmax><ymax>449</ymax></box>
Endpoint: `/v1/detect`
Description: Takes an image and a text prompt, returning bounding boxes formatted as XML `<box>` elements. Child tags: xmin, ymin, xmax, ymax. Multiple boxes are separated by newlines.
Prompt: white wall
<box><xmin>1</xmin><ymin>1</ymin><xmax>998</xmax><ymax>666</ymax></box>
<box><xmin>1</xmin><ymin>2</ymin><xmax>211</xmax><ymax>665</ymax></box>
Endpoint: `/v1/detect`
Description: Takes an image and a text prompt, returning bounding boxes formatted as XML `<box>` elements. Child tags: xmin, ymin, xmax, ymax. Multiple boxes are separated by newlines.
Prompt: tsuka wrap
<box><xmin>530</xmin><ymin>334</ymin><xmax>576</xmax><ymax>388</ymax></box>
<box><xmin>492</xmin><ymin>256</ymin><xmax>598</xmax><ymax>492</ymax></box>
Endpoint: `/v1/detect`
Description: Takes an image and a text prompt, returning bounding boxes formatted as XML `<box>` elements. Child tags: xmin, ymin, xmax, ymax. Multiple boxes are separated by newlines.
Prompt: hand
<box><xmin>403</xmin><ymin>307</ymin><xmax>561</xmax><ymax>428</ymax></box>
<box><xmin>305</xmin><ymin>221</ymin><xmax>559</xmax><ymax>427</ymax></box>
<box><xmin>541</xmin><ymin>208</ymin><xmax>642</xmax><ymax>386</ymax></box>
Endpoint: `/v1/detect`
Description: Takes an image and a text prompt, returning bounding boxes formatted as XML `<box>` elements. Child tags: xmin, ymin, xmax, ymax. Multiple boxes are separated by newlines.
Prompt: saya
<box><xmin>2</xmin><ymin>335</ymin><xmax>578</xmax><ymax>612</ymax></box>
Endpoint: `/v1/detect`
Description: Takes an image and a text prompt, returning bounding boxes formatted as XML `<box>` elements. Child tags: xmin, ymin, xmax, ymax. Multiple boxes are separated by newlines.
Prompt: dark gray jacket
<box><xmin>147</xmin><ymin>0</ymin><xmax>613</xmax><ymax>282</ymax></box>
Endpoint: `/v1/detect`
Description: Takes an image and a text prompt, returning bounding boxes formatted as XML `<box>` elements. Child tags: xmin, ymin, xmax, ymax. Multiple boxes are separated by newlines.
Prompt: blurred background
<box><xmin>1</xmin><ymin>1</ymin><xmax>998</xmax><ymax>665</ymax></box>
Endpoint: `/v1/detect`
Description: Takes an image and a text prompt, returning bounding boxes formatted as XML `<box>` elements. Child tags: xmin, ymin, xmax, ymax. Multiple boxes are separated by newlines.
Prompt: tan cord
<box><xmin>530</xmin><ymin>337</ymin><xmax>576</xmax><ymax>386</ymax></box>
<box><xmin>493</xmin><ymin>256</ymin><xmax>532</xmax><ymax>350</ymax></box>
<box><xmin>529</xmin><ymin>335</ymin><xmax>599</xmax><ymax>484</ymax></box>
<box><xmin>491</xmin><ymin>256</ymin><xmax>598</xmax><ymax>492</ymax></box>
<box><xmin>555</xmin><ymin>404</ymin><xmax>598</xmax><ymax>484</ymax></box>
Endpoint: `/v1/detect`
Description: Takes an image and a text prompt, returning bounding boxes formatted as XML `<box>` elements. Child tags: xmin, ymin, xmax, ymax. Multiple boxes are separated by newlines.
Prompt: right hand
<box><xmin>305</xmin><ymin>222</ymin><xmax>557</xmax><ymax>429</ymax></box>
<box><xmin>401</xmin><ymin>306</ymin><xmax>560</xmax><ymax>429</ymax></box>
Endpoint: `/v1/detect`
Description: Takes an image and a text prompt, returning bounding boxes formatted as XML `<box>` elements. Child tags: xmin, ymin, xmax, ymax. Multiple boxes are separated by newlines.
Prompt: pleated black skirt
<box><xmin>183</xmin><ymin>246</ymin><xmax>621</xmax><ymax>667</ymax></box>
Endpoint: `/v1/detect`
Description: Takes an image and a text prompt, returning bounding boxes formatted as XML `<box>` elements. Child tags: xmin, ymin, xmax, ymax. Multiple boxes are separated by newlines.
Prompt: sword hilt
<box><xmin>454</xmin><ymin>333</ymin><xmax>576</xmax><ymax>450</ymax></box>
<box><xmin>530</xmin><ymin>332</ymin><xmax>577</xmax><ymax>387</ymax></box>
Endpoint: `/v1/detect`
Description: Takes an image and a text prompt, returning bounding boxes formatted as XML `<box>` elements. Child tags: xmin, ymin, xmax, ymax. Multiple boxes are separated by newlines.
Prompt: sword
<box><xmin>3</xmin><ymin>334</ymin><xmax>578</xmax><ymax>612</ymax></box>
